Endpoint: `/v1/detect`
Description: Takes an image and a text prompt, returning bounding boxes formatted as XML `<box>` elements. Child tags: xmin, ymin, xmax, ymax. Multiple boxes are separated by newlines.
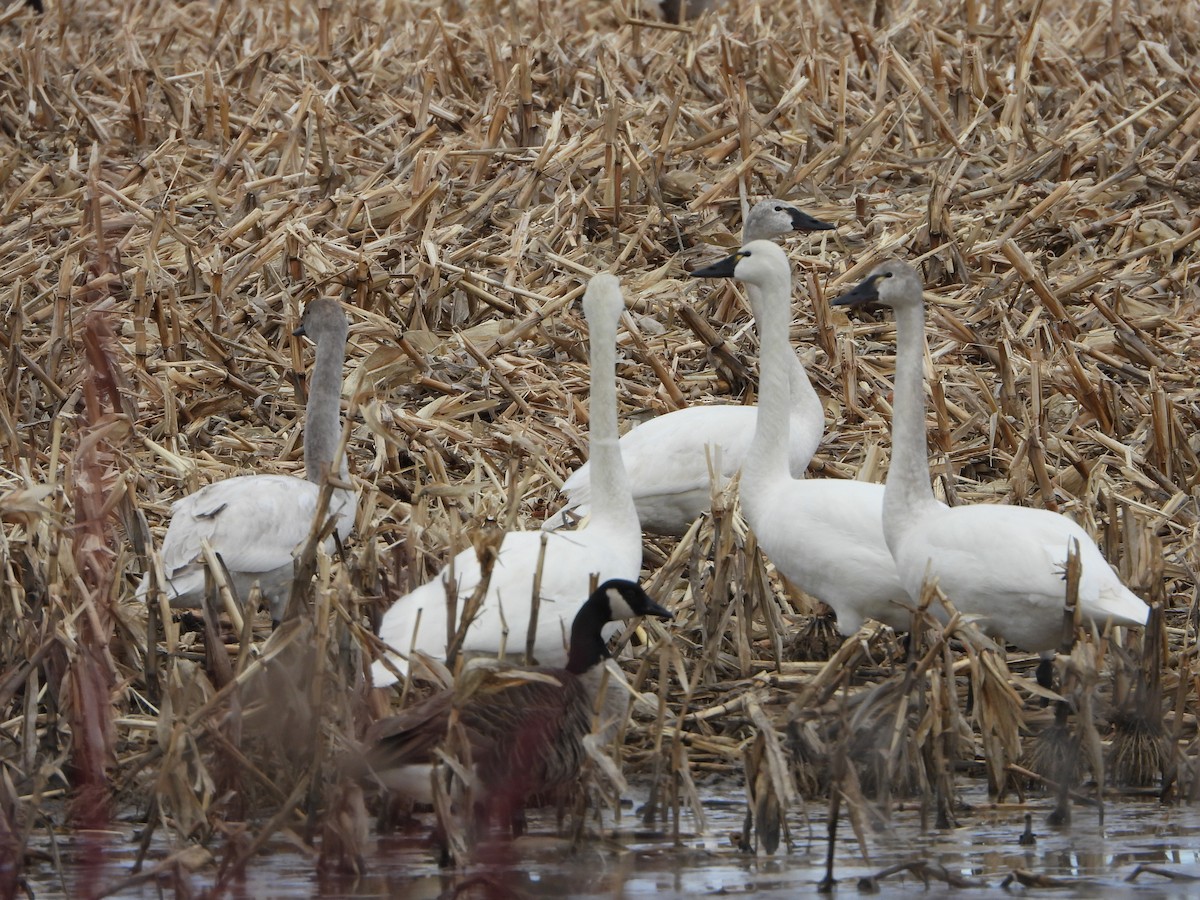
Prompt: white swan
<box><xmin>542</xmin><ymin>200</ymin><xmax>834</xmax><ymax>537</ymax></box>
<box><xmin>691</xmin><ymin>241</ymin><xmax>915</xmax><ymax>635</ymax></box>
<box><xmin>371</xmin><ymin>273</ymin><xmax>642</xmax><ymax>686</ymax></box>
<box><xmin>831</xmin><ymin>261</ymin><xmax>1149</xmax><ymax>650</ymax></box>
<box><xmin>140</xmin><ymin>298</ymin><xmax>355</xmax><ymax>627</ymax></box>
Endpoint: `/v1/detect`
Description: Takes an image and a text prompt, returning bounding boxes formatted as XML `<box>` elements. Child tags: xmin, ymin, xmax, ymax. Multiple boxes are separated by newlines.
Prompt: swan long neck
<box><xmin>304</xmin><ymin>327</ymin><xmax>348</xmax><ymax>484</ymax></box>
<box><xmin>586</xmin><ymin>309</ymin><xmax>638</xmax><ymax>530</ymax></box>
<box><xmin>885</xmin><ymin>298</ymin><xmax>937</xmax><ymax>521</ymax></box>
<box><xmin>787</xmin><ymin>351</ymin><xmax>822</xmax><ymax>436</ymax></box>
<box><xmin>744</xmin><ymin>275</ymin><xmax>795</xmax><ymax>484</ymax></box>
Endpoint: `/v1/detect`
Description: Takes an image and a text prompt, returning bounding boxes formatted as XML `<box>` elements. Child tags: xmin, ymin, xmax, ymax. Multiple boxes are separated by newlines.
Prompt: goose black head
<box><xmin>596</xmin><ymin>579</ymin><xmax>673</xmax><ymax>622</ymax></box>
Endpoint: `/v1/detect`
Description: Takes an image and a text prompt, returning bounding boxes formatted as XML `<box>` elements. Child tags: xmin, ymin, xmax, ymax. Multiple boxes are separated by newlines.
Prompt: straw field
<box><xmin>1</xmin><ymin>0</ymin><xmax>1199</xmax><ymax>888</ymax></box>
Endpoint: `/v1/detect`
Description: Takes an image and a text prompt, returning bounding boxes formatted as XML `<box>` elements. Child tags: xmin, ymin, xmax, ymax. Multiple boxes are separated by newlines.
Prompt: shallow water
<box><xmin>23</xmin><ymin>785</ymin><xmax>1200</xmax><ymax>898</ymax></box>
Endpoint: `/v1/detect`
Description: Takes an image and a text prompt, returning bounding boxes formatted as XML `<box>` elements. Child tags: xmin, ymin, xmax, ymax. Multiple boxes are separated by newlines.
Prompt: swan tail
<box><xmin>370</xmin><ymin>656</ymin><xmax>404</xmax><ymax>687</ymax></box>
<box><xmin>1089</xmin><ymin>585</ymin><xmax>1150</xmax><ymax>629</ymax></box>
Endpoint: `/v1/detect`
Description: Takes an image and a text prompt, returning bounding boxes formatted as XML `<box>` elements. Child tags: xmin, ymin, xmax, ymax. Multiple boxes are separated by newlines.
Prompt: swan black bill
<box><xmin>790</xmin><ymin>209</ymin><xmax>836</xmax><ymax>232</ymax></box>
<box><xmin>691</xmin><ymin>252</ymin><xmax>742</xmax><ymax>279</ymax></box>
<box><xmin>831</xmin><ymin>273</ymin><xmax>884</xmax><ymax>308</ymax></box>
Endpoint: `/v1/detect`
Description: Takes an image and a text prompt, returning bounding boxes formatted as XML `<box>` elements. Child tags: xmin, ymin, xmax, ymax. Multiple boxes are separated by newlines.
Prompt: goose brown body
<box><xmin>363</xmin><ymin>580</ymin><xmax>672</xmax><ymax>826</ymax></box>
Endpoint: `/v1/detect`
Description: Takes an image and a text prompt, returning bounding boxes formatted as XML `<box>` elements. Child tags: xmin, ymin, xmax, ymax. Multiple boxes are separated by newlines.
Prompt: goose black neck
<box><xmin>565</xmin><ymin>597</ymin><xmax>612</xmax><ymax>674</ymax></box>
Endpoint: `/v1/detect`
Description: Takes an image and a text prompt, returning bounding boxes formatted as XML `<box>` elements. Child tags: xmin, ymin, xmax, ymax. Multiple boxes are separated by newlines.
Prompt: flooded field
<box><xmin>23</xmin><ymin>785</ymin><xmax>1200</xmax><ymax>899</ymax></box>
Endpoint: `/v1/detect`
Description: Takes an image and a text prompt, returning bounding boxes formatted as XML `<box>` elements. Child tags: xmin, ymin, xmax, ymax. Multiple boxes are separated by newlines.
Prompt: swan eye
<box><xmin>774</xmin><ymin>205</ymin><xmax>784</xmax><ymax>212</ymax></box>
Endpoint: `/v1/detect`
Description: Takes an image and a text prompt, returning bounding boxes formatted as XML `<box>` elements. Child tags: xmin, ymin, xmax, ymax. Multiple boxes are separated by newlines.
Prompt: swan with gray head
<box><xmin>139</xmin><ymin>298</ymin><xmax>356</xmax><ymax>627</ymax></box>
<box><xmin>543</xmin><ymin>200</ymin><xmax>834</xmax><ymax>537</ymax></box>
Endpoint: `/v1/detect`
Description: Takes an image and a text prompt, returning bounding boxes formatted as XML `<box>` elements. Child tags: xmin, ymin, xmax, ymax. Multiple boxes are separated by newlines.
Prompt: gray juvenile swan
<box><xmin>542</xmin><ymin>200</ymin><xmax>834</xmax><ymax>536</ymax></box>
<box><xmin>371</xmin><ymin>273</ymin><xmax>641</xmax><ymax>685</ymax></box>
<box><xmin>140</xmin><ymin>299</ymin><xmax>355</xmax><ymax>627</ymax></box>
<box><xmin>832</xmin><ymin>261</ymin><xmax>1148</xmax><ymax>652</ymax></box>
<box><xmin>362</xmin><ymin>579</ymin><xmax>672</xmax><ymax>825</ymax></box>
<box><xmin>692</xmin><ymin>242</ymin><xmax>915</xmax><ymax>635</ymax></box>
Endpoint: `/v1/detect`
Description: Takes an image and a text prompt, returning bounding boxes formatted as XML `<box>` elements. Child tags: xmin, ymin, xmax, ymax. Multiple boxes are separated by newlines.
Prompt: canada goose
<box><xmin>542</xmin><ymin>200</ymin><xmax>834</xmax><ymax>536</ymax></box>
<box><xmin>691</xmin><ymin>242</ymin><xmax>915</xmax><ymax>635</ymax></box>
<box><xmin>371</xmin><ymin>274</ymin><xmax>641</xmax><ymax>685</ymax></box>
<box><xmin>139</xmin><ymin>298</ymin><xmax>355</xmax><ymax>627</ymax></box>
<box><xmin>831</xmin><ymin>261</ymin><xmax>1149</xmax><ymax>651</ymax></box>
<box><xmin>362</xmin><ymin>579</ymin><xmax>672</xmax><ymax>826</ymax></box>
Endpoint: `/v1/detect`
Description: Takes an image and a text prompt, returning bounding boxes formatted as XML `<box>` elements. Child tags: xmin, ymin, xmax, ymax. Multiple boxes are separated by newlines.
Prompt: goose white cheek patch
<box><xmin>606</xmin><ymin>588</ymin><xmax>636</xmax><ymax>620</ymax></box>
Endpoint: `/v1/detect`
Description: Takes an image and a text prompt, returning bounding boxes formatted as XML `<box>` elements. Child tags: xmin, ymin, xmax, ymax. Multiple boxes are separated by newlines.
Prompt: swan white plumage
<box><xmin>831</xmin><ymin>261</ymin><xmax>1149</xmax><ymax>650</ymax></box>
<box><xmin>371</xmin><ymin>273</ymin><xmax>642</xmax><ymax>686</ymax></box>
<box><xmin>691</xmin><ymin>241</ymin><xmax>915</xmax><ymax>634</ymax></box>
<box><xmin>140</xmin><ymin>298</ymin><xmax>355</xmax><ymax>627</ymax></box>
<box><xmin>542</xmin><ymin>200</ymin><xmax>834</xmax><ymax>536</ymax></box>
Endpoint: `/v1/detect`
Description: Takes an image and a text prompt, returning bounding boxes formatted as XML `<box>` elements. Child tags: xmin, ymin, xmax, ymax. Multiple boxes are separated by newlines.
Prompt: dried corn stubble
<box><xmin>2</xmin><ymin>0</ymin><xmax>1199</xmax><ymax>881</ymax></box>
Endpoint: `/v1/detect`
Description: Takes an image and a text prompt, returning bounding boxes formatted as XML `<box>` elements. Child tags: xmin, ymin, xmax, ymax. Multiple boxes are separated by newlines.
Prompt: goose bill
<box><xmin>644</xmin><ymin>599</ymin><xmax>674</xmax><ymax>620</ymax></box>
<box><xmin>831</xmin><ymin>273</ymin><xmax>884</xmax><ymax>308</ymax></box>
<box><xmin>691</xmin><ymin>252</ymin><xmax>742</xmax><ymax>279</ymax></box>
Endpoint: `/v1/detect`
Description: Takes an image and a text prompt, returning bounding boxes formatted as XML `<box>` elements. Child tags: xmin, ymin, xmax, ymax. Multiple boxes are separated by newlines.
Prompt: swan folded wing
<box><xmin>564</xmin><ymin>407</ymin><xmax>755</xmax><ymax>500</ymax></box>
<box><xmin>620</xmin><ymin>407</ymin><xmax>756</xmax><ymax>486</ymax></box>
<box><xmin>161</xmin><ymin>474</ymin><xmax>349</xmax><ymax>578</ymax></box>
<box><xmin>373</xmin><ymin>529</ymin><xmax>640</xmax><ymax>685</ymax></box>
<box><xmin>908</xmin><ymin>505</ymin><xmax>1148</xmax><ymax>633</ymax></box>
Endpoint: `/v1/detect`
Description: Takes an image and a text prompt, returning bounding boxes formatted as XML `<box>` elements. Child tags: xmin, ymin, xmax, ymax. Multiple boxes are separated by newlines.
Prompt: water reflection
<box><xmin>22</xmin><ymin>785</ymin><xmax>1200</xmax><ymax>898</ymax></box>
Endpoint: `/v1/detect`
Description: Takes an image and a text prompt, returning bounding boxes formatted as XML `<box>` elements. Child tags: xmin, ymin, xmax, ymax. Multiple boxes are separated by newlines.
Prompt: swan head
<box><xmin>294</xmin><ymin>298</ymin><xmax>349</xmax><ymax>342</ymax></box>
<box><xmin>830</xmin><ymin>260</ymin><xmax>924</xmax><ymax>311</ymax></box>
<box><xmin>743</xmin><ymin>199</ymin><xmax>835</xmax><ymax>243</ymax></box>
<box><xmin>594</xmin><ymin>579</ymin><xmax>674</xmax><ymax>622</ymax></box>
<box><xmin>691</xmin><ymin>239</ymin><xmax>791</xmax><ymax>288</ymax></box>
<box><xmin>582</xmin><ymin>272</ymin><xmax>625</xmax><ymax>328</ymax></box>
